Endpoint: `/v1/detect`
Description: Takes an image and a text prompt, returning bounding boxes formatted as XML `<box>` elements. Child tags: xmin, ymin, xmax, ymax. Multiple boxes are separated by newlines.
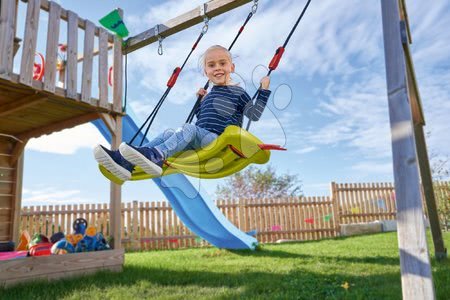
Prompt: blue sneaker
<box><xmin>93</xmin><ymin>145</ymin><xmax>135</xmax><ymax>181</ymax></box>
<box><xmin>119</xmin><ymin>142</ymin><xmax>164</xmax><ymax>176</ymax></box>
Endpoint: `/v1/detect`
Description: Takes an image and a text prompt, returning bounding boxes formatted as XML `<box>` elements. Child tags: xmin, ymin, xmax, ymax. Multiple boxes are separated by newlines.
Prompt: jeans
<box><xmin>143</xmin><ymin>123</ymin><xmax>218</xmax><ymax>158</ymax></box>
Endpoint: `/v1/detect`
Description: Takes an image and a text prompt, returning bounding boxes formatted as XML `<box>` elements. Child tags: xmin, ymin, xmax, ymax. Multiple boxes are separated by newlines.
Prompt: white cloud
<box><xmin>351</xmin><ymin>161</ymin><xmax>393</xmax><ymax>176</ymax></box>
<box><xmin>22</xmin><ymin>187</ymin><xmax>93</xmax><ymax>205</ymax></box>
<box><xmin>295</xmin><ymin>146</ymin><xmax>317</xmax><ymax>154</ymax></box>
<box><xmin>27</xmin><ymin>124</ymin><xmax>108</xmax><ymax>155</ymax></box>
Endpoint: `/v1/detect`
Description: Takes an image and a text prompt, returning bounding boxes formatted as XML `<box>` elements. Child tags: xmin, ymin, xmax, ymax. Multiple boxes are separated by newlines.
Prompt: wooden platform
<box><xmin>0</xmin><ymin>75</ymin><xmax>119</xmax><ymax>142</ymax></box>
<box><xmin>0</xmin><ymin>248</ymin><xmax>124</xmax><ymax>288</ymax></box>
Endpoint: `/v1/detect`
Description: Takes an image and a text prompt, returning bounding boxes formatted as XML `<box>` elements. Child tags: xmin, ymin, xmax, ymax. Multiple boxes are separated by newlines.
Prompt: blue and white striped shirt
<box><xmin>195</xmin><ymin>85</ymin><xmax>271</xmax><ymax>135</ymax></box>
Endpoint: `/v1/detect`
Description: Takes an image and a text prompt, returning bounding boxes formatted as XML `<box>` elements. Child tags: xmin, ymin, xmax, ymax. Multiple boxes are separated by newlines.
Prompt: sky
<box><xmin>11</xmin><ymin>0</ymin><xmax>450</xmax><ymax>207</ymax></box>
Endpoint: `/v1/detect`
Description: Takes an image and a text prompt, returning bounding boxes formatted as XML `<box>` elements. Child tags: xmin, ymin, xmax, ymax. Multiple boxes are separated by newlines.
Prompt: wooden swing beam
<box><xmin>123</xmin><ymin>0</ymin><xmax>254</xmax><ymax>54</ymax></box>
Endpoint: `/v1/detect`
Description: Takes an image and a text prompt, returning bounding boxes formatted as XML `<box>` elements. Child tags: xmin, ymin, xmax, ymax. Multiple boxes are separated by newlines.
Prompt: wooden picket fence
<box><xmin>20</xmin><ymin>181</ymin><xmax>450</xmax><ymax>250</ymax></box>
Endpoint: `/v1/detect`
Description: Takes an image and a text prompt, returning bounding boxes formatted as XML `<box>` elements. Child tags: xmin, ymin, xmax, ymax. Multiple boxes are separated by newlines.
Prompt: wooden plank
<box><xmin>172</xmin><ymin>207</ymin><xmax>179</xmax><ymax>249</ymax></box>
<box><xmin>66</xmin><ymin>10</ymin><xmax>78</xmax><ymax>99</ymax></box>
<box><xmin>17</xmin><ymin>112</ymin><xmax>100</xmax><ymax>141</ymax></box>
<box><xmin>43</xmin><ymin>1</ymin><xmax>61</xmax><ymax>93</ymax></box>
<box><xmin>381</xmin><ymin>1</ymin><xmax>435</xmax><ymax>298</ymax></box>
<box><xmin>144</xmin><ymin>202</ymin><xmax>149</xmax><ymax>250</ymax></box>
<box><xmin>330</xmin><ymin>183</ymin><xmax>341</xmax><ymax>236</ymax></box>
<box><xmin>0</xmin><ymin>249</ymin><xmax>124</xmax><ymax>285</ymax></box>
<box><xmin>0</xmin><ymin>93</ymin><xmax>47</xmax><ymax>117</ymax></box>
<box><xmin>81</xmin><ymin>20</ymin><xmax>95</xmax><ymax>103</ymax></box>
<box><xmin>102</xmin><ymin>203</ymin><xmax>108</xmax><ymax>236</ymax></box>
<box><xmin>162</xmin><ymin>202</ymin><xmax>167</xmax><ymax>249</ymax></box>
<box><xmin>20</xmin><ymin>0</ymin><xmax>40</xmax><ymax>87</ymax></box>
<box><xmin>0</xmin><ymin>0</ymin><xmax>17</xmax><ymax>79</ymax></box>
<box><xmin>0</xmin><ymin>180</ymin><xmax>13</xmax><ymax>195</ymax></box>
<box><xmin>124</xmin><ymin>0</ymin><xmax>253</xmax><ymax>54</ymax></box>
<box><xmin>11</xmin><ymin>153</ymin><xmax>23</xmax><ymax>243</ymax></box>
<box><xmin>132</xmin><ymin>201</ymin><xmax>139</xmax><ymax>249</ymax></box>
<box><xmin>98</xmin><ymin>28</ymin><xmax>109</xmax><ymax>108</ymax></box>
<box><xmin>414</xmin><ymin>125</ymin><xmax>447</xmax><ymax>259</ymax></box>
<box><xmin>139</xmin><ymin>202</ymin><xmax>144</xmax><ymax>250</ymax></box>
<box><xmin>151</xmin><ymin>201</ymin><xmax>156</xmax><ymax>249</ymax></box>
<box><xmin>112</xmin><ymin>36</ymin><xmax>123</xmax><ymax>112</ymax></box>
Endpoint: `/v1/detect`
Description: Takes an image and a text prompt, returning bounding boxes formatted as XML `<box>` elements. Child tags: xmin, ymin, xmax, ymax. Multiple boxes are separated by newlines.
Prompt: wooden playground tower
<box><xmin>0</xmin><ymin>0</ymin><xmax>125</xmax><ymax>286</ymax></box>
<box><xmin>0</xmin><ymin>0</ymin><xmax>446</xmax><ymax>298</ymax></box>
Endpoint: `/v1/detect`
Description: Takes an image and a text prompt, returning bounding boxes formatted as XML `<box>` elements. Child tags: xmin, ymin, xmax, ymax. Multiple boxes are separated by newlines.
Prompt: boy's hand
<box><xmin>260</xmin><ymin>76</ymin><xmax>270</xmax><ymax>90</ymax></box>
<box><xmin>196</xmin><ymin>88</ymin><xmax>207</xmax><ymax>100</ymax></box>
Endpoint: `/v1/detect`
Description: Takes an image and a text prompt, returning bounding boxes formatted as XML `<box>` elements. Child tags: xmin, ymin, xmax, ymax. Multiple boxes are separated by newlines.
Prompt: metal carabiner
<box><xmin>200</xmin><ymin>3</ymin><xmax>209</xmax><ymax>34</ymax></box>
<box><xmin>252</xmin><ymin>0</ymin><xmax>259</xmax><ymax>14</ymax></box>
<box><xmin>158</xmin><ymin>38</ymin><xmax>163</xmax><ymax>55</ymax></box>
<box><xmin>154</xmin><ymin>24</ymin><xmax>164</xmax><ymax>55</ymax></box>
<box><xmin>202</xmin><ymin>16</ymin><xmax>209</xmax><ymax>34</ymax></box>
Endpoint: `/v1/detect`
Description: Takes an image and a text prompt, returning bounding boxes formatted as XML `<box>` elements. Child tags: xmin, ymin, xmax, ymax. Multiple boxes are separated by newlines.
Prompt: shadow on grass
<box><xmin>229</xmin><ymin>248</ymin><xmax>401</xmax><ymax>266</ymax></box>
<box><xmin>1</xmin><ymin>256</ymin><xmax>448</xmax><ymax>299</ymax></box>
<box><xmin>0</xmin><ymin>264</ymin><xmax>403</xmax><ymax>300</ymax></box>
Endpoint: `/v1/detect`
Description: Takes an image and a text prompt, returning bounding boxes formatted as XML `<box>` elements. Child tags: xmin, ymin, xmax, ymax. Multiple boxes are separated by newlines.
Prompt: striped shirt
<box><xmin>195</xmin><ymin>85</ymin><xmax>271</xmax><ymax>135</ymax></box>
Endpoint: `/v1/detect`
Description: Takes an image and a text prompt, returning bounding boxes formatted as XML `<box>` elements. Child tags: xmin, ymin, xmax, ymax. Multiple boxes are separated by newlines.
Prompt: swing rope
<box><xmin>245</xmin><ymin>0</ymin><xmax>312</xmax><ymax>131</ymax></box>
<box><xmin>129</xmin><ymin>20</ymin><xmax>209</xmax><ymax>146</ymax></box>
<box><xmin>185</xmin><ymin>0</ymin><xmax>259</xmax><ymax>124</ymax></box>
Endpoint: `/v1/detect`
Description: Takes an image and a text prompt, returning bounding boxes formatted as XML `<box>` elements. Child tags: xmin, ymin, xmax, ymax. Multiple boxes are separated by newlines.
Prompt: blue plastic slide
<box><xmin>92</xmin><ymin>111</ymin><xmax>258</xmax><ymax>250</ymax></box>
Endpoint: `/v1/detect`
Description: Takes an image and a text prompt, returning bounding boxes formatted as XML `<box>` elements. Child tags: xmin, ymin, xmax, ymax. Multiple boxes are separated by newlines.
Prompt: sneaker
<box><xmin>119</xmin><ymin>143</ymin><xmax>164</xmax><ymax>176</ymax></box>
<box><xmin>93</xmin><ymin>145</ymin><xmax>135</xmax><ymax>181</ymax></box>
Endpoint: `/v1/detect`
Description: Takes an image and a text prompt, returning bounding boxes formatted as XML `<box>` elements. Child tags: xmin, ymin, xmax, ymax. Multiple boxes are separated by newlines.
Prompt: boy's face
<box><xmin>204</xmin><ymin>49</ymin><xmax>235</xmax><ymax>85</ymax></box>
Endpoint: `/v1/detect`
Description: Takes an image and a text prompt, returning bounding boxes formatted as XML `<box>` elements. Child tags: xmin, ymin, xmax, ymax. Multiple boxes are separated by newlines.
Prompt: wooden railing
<box><xmin>19</xmin><ymin>181</ymin><xmax>450</xmax><ymax>250</ymax></box>
<box><xmin>0</xmin><ymin>0</ymin><xmax>122</xmax><ymax>112</ymax></box>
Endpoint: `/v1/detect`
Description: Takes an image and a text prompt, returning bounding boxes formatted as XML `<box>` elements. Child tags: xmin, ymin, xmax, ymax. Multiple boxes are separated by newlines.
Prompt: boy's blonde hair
<box><xmin>201</xmin><ymin>45</ymin><xmax>238</xmax><ymax>86</ymax></box>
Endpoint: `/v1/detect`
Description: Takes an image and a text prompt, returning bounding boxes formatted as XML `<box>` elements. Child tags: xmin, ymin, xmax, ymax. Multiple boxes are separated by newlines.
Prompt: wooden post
<box><xmin>106</xmin><ymin>7</ymin><xmax>125</xmax><ymax>250</ymax></box>
<box><xmin>109</xmin><ymin>115</ymin><xmax>122</xmax><ymax>250</ymax></box>
<box><xmin>330</xmin><ymin>182</ymin><xmax>341</xmax><ymax>236</ymax></box>
<box><xmin>381</xmin><ymin>1</ymin><xmax>435</xmax><ymax>299</ymax></box>
<box><xmin>112</xmin><ymin>8</ymin><xmax>124</xmax><ymax>113</ymax></box>
<box><xmin>0</xmin><ymin>0</ymin><xmax>17</xmax><ymax>79</ymax></box>
<box><xmin>11</xmin><ymin>149</ymin><xmax>25</xmax><ymax>244</ymax></box>
<box><xmin>414</xmin><ymin>125</ymin><xmax>447</xmax><ymax>260</ymax></box>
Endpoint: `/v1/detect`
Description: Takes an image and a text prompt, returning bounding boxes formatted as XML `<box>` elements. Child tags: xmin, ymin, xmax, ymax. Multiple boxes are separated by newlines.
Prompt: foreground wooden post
<box><xmin>381</xmin><ymin>0</ymin><xmax>435</xmax><ymax>299</ymax></box>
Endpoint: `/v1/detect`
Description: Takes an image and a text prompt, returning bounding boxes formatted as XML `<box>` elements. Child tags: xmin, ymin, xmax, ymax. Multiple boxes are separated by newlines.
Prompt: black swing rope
<box><xmin>128</xmin><ymin>21</ymin><xmax>209</xmax><ymax>146</ymax></box>
<box><xmin>245</xmin><ymin>0</ymin><xmax>312</xmax><ymax>130</ymax></box>
<box><xmin>185</xmin><ymin>1</ymin><xmax>260</xmax><ymax>124</ymax></box>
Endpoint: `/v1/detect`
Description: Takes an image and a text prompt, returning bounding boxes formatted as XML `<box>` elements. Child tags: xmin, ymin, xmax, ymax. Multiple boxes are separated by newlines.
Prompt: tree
<box><xmin>428</xmin><ymin>130</ymin><xmax>450</xmax><ymax>231</ymax></box>
<box><xmin>215</xmin><ymin>164</ymin><xmax>302</xmax><ymax>201</ymax></box>
<box><xmin>431</xmin><ymin>156</ymin><xmax>450</xmax><ymax>231</ymax></box>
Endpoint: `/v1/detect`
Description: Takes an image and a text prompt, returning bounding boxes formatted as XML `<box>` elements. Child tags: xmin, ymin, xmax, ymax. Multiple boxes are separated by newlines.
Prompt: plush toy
<box><xmin>50</xmin><ymin>232</ymin><xmax>65</xmax><ymax>244</ymax></box>
<box><xmin>29</xmin><ymin>233</ymin><xmax>50</xmax><ymax>247</ymax></box>
<box><xmin>28</xmin><ymin>243</ymin><xmax>52</xmax><ymax>256</ymax></box>
<box><xmin>51</xmin><ymin>239</ymin><xmax>75</xmax><ymax>255</ymax></box>
<box><xmin>16</xmin><ymin>230</ymin><xmax>31</xmax><ymax>251</ymax></box>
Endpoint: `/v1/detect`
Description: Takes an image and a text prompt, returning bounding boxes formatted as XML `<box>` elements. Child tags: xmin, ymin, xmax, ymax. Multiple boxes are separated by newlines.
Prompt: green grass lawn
<box><xmin>1</xmin><ymin>231</ymin><xmax>450</xmax><ymax>300</ymax></box>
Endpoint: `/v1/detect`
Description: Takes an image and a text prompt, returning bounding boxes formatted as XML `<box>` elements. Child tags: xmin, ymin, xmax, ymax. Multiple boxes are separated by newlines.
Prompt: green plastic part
<box><xmin>99</xmin><ymin>9</ymin><xmax>129</xmax><ymax>38</ymax></box>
